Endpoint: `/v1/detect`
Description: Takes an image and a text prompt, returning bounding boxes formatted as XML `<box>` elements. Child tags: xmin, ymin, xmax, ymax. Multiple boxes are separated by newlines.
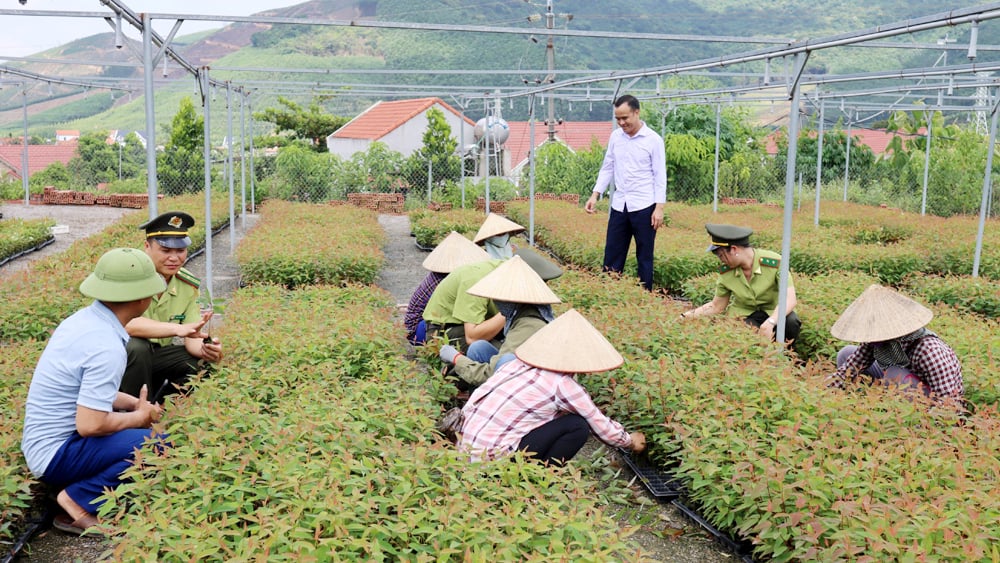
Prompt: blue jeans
<box><xmin>42</xmin><ymin>429</ymin><xmax>167</xmax><ymax>514</ymax></box>
<box><xmin>466</xmin><ymin>340</ymin><xmax>498</xmax><ymax>363</ymax></box>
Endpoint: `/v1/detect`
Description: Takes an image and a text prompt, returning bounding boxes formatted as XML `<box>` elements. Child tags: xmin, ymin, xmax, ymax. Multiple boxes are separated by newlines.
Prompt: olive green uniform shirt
<box><xmin>453</xmin><ymin>308</ymin><xmax>546</xmax><ymax>387</ymax></box>
<box><xmin>143</xmin><ymin>268</ymin><xmax>200</xmax><ymax>347</ymax></box>
<box><xmin>714</xmin><ymin>248</ymin><xmax>791</xmax><ymax>317</ymax></box>
<box><xmin>423</xmin><ymin>260</ymin><xmax>501</xmax><ymax>326</ymax></box>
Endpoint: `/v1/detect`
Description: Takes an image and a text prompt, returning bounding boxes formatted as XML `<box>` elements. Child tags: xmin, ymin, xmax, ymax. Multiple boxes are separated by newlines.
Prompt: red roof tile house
<box><xmin>0</xmin><ymin>143</ymin><xmax>78</xmax><ymax>181</ymax></box>
<box><xmin>327</xmin><ymin>97</ymin><xmax>475</xmax><ymax>160</ymax></box>
<box><xmin>504</xmin><ymin>121</ymin><xmax>613</xmax><ymax>178</ymax></box>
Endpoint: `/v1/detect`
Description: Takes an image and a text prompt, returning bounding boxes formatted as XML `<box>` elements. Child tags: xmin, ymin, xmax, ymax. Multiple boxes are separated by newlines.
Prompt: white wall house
<box><xmin>327</xmin><ymin>97</ymin><xmax>475</xmax><ymax>160</ymax></box>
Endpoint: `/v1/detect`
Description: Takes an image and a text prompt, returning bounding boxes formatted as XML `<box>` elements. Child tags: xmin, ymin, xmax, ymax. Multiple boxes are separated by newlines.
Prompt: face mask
<box><xmin>483</xmin><ymin>234</ymin><xmax>512</xmax><ymax>259</ymax></box>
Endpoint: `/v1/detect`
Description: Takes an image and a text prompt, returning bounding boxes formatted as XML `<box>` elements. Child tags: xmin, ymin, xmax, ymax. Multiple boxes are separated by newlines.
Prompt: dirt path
<box><xmin>2</xmin><ymin>207</ymin><xmax>738</xmax><ymax>563</ymax></box>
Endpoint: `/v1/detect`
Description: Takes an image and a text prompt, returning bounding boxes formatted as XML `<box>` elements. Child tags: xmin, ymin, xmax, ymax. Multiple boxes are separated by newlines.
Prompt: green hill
<box><xmin>0</xmin><ymin>0</ymin><xmax>993</xmax><ymax>137</ymax></box>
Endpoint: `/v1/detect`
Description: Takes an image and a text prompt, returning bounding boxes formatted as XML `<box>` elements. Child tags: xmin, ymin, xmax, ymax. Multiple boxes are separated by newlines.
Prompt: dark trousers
<box><xmin>120</xmin><ymin>338</ymin><xmax>203</xmax><ymax>399</ymax></box>
<box><xmin>43</xmin><ymin>429</ymin><xmax>166</xmax><ymax>514</ymax></box>
<box><xmin>745</xmin><ymin>310</ymin><xmax>802</xmax><ymax>342</ymax></box>
<box><xmin>517</xmin><ymin>413</ymin><xmax>590</xmax><ymax>466</ymax></box>
<box><xmin>603</xmin><ymin>203</ymin><xmax>656</xmax><ymax>291</ymax></box>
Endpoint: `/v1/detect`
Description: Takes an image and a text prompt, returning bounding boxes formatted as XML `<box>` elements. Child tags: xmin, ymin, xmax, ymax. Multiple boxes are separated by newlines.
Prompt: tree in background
<box><xmin>405</xmin><ymin>107</ymin><xmax>460</xmax><ymax>186</ymax></box>
<box><xmin>157</xmin><ymin>97</ymin><xmax>210</xmax><ymax>195</ymax></box>
<box><xmin>531</xmin><ymin>139</ymin><xmax>605</xmax><ymax>198</ymax></box>
<box><xmin>67</xmin><ymin>132</ymin><xmax>119</xmax><ymax>187</ymax></box>
<box><xmin>253</xmin><ymin>96</ymin><xmax>349</xmax><ymax>152</ymax></box>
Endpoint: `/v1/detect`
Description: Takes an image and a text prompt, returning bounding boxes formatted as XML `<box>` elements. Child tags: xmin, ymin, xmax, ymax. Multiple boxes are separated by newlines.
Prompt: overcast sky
<box><xmin>2</xmin><ymin>1</ymin><xmax>307</xmax><ymax>58</ymax></box>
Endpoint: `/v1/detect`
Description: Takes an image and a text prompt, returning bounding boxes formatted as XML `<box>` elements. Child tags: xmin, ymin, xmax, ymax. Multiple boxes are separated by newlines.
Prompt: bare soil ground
<box><xmin>1</xmin><ymin>205</ymin><xmax>739</xmax><ymax>562</ymax></box>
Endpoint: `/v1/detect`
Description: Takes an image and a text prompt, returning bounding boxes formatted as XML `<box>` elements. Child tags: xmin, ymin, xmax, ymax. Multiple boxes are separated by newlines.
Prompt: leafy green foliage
<box><xmin>0</xmin><ymin>218</ymin><xmax>54</xmax><ymax>261</ymax></box>
<box><xmin>253</xmin><ymin>96</ymin><xmax>350</xmax><ymax>152</ymax></box>
<box><xmin>236</xmin><ymin>201</ymin><xmax>385</xmax><ymax>286</ymax></box>
<box><xmin>409</xmin><ymin>207</ymin><xmax>483</xmax><ymax>247</ymax></box>
<box><xmin>157</xmin><ymin>97</ymin><xmax>212</xmax><ymax>194</ymax></box>
<box><xmin>100</xmin><ymin>283</ymin><xmax>639</xmax><ymax>561</ymax></box>
<box><xmin>0</xmin><ymin>193</ymin><xmax>230</xmax><ymax>343</ymax></box>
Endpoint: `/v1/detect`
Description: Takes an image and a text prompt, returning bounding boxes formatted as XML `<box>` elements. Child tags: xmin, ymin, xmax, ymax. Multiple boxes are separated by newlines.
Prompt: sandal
<box><xmin>52</xmin><ymin>513</ymin><xmax>103</xmax><ymax>537</ymax></box>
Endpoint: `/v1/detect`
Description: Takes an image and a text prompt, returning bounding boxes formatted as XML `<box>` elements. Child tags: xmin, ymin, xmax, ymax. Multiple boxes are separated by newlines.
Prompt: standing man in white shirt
<box><xmin>584</xmin><ymin>94</ymin><xmax>667</xmax><ymax>291</ymax></box>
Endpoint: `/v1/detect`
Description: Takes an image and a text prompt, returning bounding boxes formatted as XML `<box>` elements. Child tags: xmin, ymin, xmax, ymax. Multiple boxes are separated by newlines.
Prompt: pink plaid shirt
<box><xmin>457</xmin><ymin>359</ymin><xmax>632</xmax><ymax>462</ymax></box>
<box><xmin>829</xmin><ymin>335</ymin><xmax>964</xmax><ymax>399</ymax></box>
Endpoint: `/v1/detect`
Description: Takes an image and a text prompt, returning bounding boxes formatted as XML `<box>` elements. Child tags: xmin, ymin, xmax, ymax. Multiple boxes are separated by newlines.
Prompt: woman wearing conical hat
<box><xmin>457</xmin><ymin>309</ymin><xmax>646</xmax><ymax>465</ymax></box>
<box><xmin>828</xmin><ymin>285</ymin><xmax>963</xmax><ymax>402</ymax></box>
<box><xmin>405</xmin><ymin>232</ymin><xmax>490</xmax><ymax>345</ymax></box>
<box><xmin>438</xmin><ymin>248</ymin><xmax>563</xmax><ymax>389</ymax></box>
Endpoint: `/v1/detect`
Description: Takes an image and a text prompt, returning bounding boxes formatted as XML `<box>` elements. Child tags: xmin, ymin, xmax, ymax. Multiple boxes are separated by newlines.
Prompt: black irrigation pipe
<box><xmin>617</xmin><ymin>449</ymin><xmax>761</xmax><ymax>562</ymax></box>
<box><xmin>671</xmin><ymin>499</ymin><xmax>759</xmax><ymax>563</ymax></box>
<box><xmin>2</xmin><ymin>506</ymin><xmax>53</xmax><ymax>563</ymax></box>
<box><xmin>185</xmin><ymin>219</ymin><xmax>234</xmax><ymax>262</ymax></box>
<box><xmin>0</xmin><ymin>236</ymin><xmax>55</xmax><ymax>268</ymax></box>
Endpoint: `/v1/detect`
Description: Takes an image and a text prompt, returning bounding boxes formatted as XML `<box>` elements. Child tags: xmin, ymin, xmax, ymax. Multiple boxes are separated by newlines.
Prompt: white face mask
<box><xmin>483</xmin><ymin>234</ymin><xmax>512</xmax><ymax>259</ymax></box>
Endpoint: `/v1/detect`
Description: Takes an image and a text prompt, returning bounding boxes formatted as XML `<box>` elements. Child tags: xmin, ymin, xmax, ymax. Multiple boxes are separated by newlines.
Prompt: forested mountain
<box><xmin>0</xmin><ymin>0</ymin><xmax>993</xmax><ymax>136</ymax></box>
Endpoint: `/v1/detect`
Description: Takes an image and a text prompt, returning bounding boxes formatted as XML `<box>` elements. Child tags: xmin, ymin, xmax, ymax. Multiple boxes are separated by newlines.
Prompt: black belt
<box><xmin>426</xmin><ymin>322</ymin><xmax>462</xmax><ymax>332</ymax></box>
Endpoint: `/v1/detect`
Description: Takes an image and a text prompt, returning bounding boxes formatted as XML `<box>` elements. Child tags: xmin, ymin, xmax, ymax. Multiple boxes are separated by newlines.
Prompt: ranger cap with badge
<box><xmin>140</xmin><ymin>211</ymin><xmax>195</xmax><ymax>249</ymax></box>
<box><xmin>705</xmin><ymin>223</ymin><xmax>753</xmax><ymax>252</ymax></box>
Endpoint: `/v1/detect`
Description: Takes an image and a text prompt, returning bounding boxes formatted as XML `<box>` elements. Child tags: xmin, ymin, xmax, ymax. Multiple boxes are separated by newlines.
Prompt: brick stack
<box><xmin>41</xmin><ymin>186</ymin><xmax>156</xmax><ymax>209</ymax></box>
<box><xmin>475</xmin><ymin>198</ymin><xmax>506</xmax><ymax>214</ymax></box>
<box><xmin>720</xmin><ymin>197</ymin><xmax>759</xmax><ymax>206</ymax></box>
<box><xmin>427</xmin><ymin>202</ymin><xmax>453</xmax><ymax>211</ymax></box>
<box><xmin>345</xmin><ymin>192</ymin><xmax>404</xmax><ymax>214</ymax></box>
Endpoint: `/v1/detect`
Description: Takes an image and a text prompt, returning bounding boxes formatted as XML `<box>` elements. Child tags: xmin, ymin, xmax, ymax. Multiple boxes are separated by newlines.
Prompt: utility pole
<box><xmin>529</xmin><ymin>0</ymin><xmax>571</xmax><ymax>142</ymax></box>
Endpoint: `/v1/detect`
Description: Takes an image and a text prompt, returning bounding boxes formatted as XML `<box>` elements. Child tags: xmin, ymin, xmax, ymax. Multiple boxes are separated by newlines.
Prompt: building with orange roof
<box><xmin>504</xmin><ymin>121</ymin><xmax>613</xmax><ymax>178</ymax></box>
<box><xmin>327</xmin><ymin>97</ymin><xmax>475</xmax><ymax>160</ymax></box>
<box><xmin>0</xmin><ymin>143</ymin><xmax>78</xmax><ymax>181</ymax></box>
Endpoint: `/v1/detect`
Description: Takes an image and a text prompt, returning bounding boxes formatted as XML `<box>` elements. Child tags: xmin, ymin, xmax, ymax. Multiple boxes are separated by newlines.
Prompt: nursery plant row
<box><xmin>0</xmin><ymin>200</ymin><xmax>649</xmax><ymax>560</ymax></box>
<box><xmin>0</xmin><ymin>194</ymin><xmax>235</xmax><ymax>343</ymax></box>
<box><xmin>3</xmin><ymin>198</ymin><xmax>998</xmax><ymax>561</ymax></box>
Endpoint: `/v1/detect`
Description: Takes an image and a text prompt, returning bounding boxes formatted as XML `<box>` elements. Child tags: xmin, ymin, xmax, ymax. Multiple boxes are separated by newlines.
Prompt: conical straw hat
<box><xmin>421</xmin><ymin>231</ymin><xmax>490</xmax><ymax>273</ymax></box>
<box><xmin>515</xmin><ymin>309</ymin><xmax>623</xmax><ymax>373</ymax></box>
<box><xmin>473</xmin><ymin>213</ymin><xmax>525</xmax><ymax>243</ymax></box>
<box><xmin>830</xmin><ymin>284</ymin><xmax>933</xmax><ymax>342</ymax></box>
<box><xmin>466</xmin><ymin>255</ymin><xmax>561</xmax><ymax>304</ymax></box>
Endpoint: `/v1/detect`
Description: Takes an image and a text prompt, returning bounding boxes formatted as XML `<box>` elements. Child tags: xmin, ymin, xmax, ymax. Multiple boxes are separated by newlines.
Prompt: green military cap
<box><xmin>513</xmin><ymin>247</ymin><xmax>563</xmax><ymax>281</ymax></box>
<box><xmin>706</xmin><ymin>223</ymin><xmax>752</xmax><ymax>252</ymax></box>
<box><xmin>80</xmin><ymin>247</ymin><xmax>167</xmax><ymax>302</ymax></box>
<box><xmin>139</xmin><ymin>211</ymin><xmax>194</xmax><ymax>249</ymax></box>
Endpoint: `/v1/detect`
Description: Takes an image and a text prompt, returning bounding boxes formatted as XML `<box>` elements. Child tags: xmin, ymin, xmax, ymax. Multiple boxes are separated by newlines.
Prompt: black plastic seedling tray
<box><xmin>617</xmin><ymin>449</ymin><xmax>683</xmax><ymax>498</ymax></box>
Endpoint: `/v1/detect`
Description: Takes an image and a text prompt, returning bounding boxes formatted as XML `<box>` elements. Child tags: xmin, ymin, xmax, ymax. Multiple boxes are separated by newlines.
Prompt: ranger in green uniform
<box><xmin>422</xmin><ymin>259</ymin><xmax>504</xmax><ymax>351</ymax></box>
<box><xmin>119</xmin><ymin>212</ymin><xmax>224</xmax><ymax>399</ymax></box>
<box><xmin>680</xmin><ymin>224</ymin><xmax>801</xmax><ymax>342</ymax></box>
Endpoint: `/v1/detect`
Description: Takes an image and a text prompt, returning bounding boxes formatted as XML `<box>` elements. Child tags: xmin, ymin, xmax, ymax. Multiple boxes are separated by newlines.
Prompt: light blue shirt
<box><xmin>21</xmin><ymin>301</ymin><xmax>128</xmax><ymax>478</ymax></box>
<box><xmin>592</xmin><ymin>123</ymin><xmax>667</xmax><ymax>212</ymax></box>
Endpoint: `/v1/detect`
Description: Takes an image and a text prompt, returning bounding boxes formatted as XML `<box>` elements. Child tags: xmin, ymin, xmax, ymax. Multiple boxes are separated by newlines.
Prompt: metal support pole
<box><xmin>21</xmin><ymin>89</ymin><xmax>29</xmax><ymax>205</ymax></box>
<box><xmin>842</xmin><ymin>117</ymin><xmax>852</xmax><ymax>202</ymax></box>
<box><xmin>459</xmin><ymin>105</ymin><xmax>466</xmax><ymax>208</ymax></box>
<box><xmin>200</xmin><ymin>68</ymin><xmax>214</xmax><ymax>300</ymax></box>
<box><xmin>248</xmin><ymin>94</ymin><xmax>256</xmax><ymax>214</ymax></box>
<box><xmin>777</xmin><ymin>54</ymin><xmax>805</xmax><ymax>344</ymax></box>
<box><xmin>226</xmin><ymin>83</ymin><xmax>235</xmax><ymax>252</ymax></box>
<box><xmin>528</xmin><ymin>94</ymin><xmax>537</xmax><ymax>246</ymax></box>
<box><xmin>921</xmin><ymin>110</ymin><xmax>933</xmax><ymax>216</ymax></box>
<box><xmin>712</xmin><ymin>103</ymin><xmax>721</xmax><ymax>212</ymax></box>
<box><xmin>239</xmin><ymin>89</ymin><xmax>247</xmax><ymax>230</ymax></box>
<box><xmin>426</xmin><ymin>158</ymin><xmax>433</xmax><ymax>203</ymax></box>
<box><xmin>142</xmin><ymin>12</ymin><xmax>158</xmax><ymax>218</ymax></box>
<box><xmin>814</xmin><ymin>100</ymin><xmax>825</xmax><ymax>226</ymax></box>
<box><xmin>973</xmin><ymin>90</ymin><xmax>999</xmax><ymax>278</ymax></box>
